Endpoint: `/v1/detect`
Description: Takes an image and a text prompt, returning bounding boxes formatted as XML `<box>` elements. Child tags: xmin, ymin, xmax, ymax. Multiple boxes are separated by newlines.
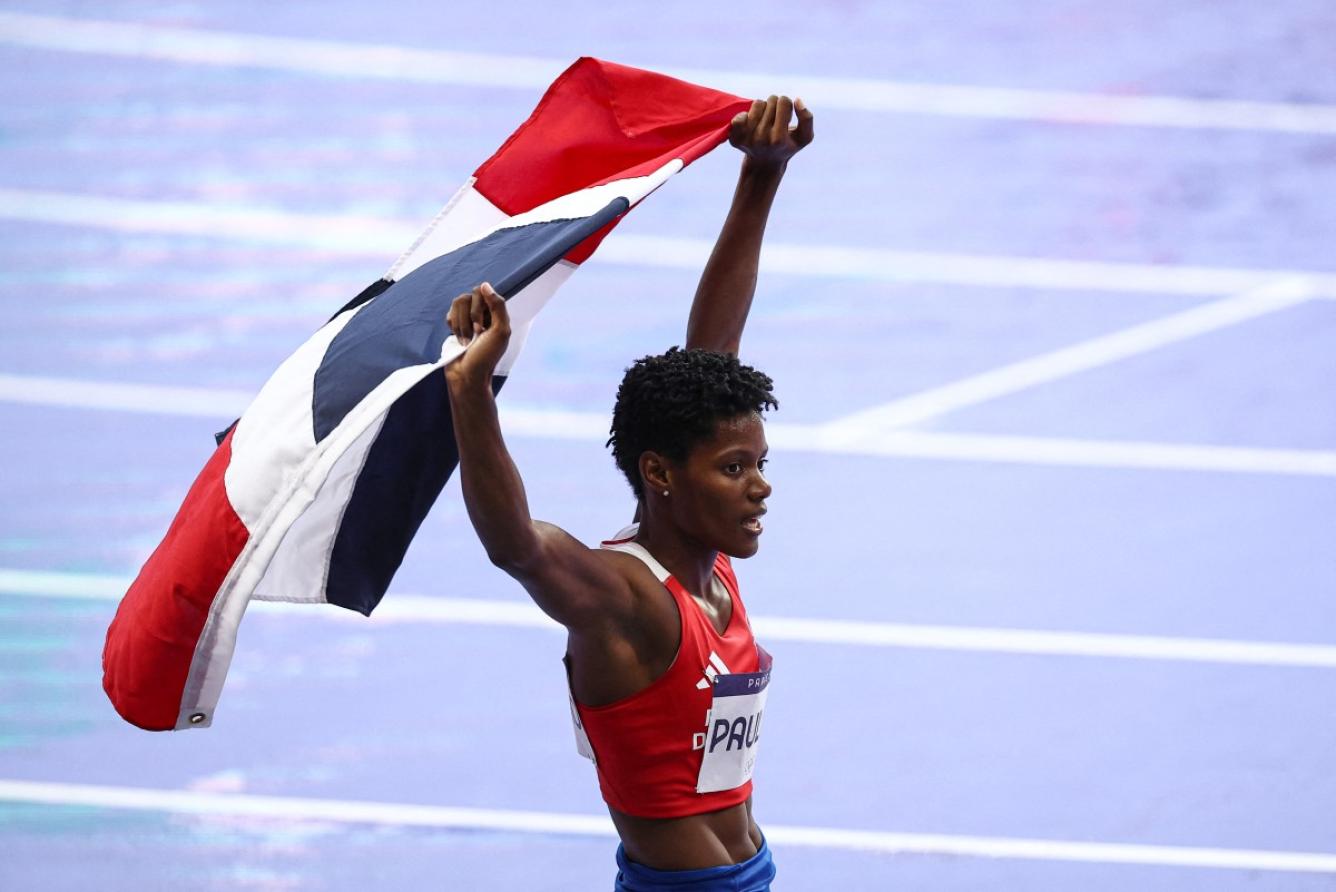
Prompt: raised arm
<box><xmin>444</xmin><ymin>284</ymin><xmax>632</xmax><ymax>628</ymax></box>
<box><xmin>685</xmin><ymin>95</ymin><xmax>814</xmax><ymax>355</ymax></box>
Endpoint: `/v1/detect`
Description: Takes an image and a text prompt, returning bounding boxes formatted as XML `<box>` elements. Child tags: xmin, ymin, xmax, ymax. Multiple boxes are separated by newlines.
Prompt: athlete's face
<box><xmin>668</xmin><ymin>412</ymin><xmax>771</xmax><ymax>558</ymax></box>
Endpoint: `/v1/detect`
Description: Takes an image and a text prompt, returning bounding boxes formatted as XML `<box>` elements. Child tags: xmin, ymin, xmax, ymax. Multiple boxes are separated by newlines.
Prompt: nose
<box><xmin>751</xmin><ymin>470</ymin><xmax>772</xmax><ymax>501</ymax></box>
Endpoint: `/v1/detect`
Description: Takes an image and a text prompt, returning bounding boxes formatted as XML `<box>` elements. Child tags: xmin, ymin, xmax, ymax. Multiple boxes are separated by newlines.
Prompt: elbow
<box><xmin>485</xmin><ymin>548</ymin><xmax>528</xmax><ymax>574</ymax></box>
<box><xmin>484</xmin><ymin>539</ymin><xmax>541</xmax><ymax>575</ymax></box>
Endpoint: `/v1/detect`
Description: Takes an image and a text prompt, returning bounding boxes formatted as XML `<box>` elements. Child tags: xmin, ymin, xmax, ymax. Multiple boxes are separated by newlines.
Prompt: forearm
<box><xmin>445</xmin><ymin>367</ymin><xmax>540</xmax><ymax>570</ymax></box>
<box><xmin>685</xmin><ymin>159</ymin><xmax>786</xmax><ymax>355</ymax></box>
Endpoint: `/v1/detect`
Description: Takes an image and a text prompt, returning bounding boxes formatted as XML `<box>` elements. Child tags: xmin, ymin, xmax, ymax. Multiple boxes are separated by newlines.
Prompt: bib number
<box><xmin>694</xmin><ymin>648</ymin><xmax>772</xmax><ymax>794</ymax></box>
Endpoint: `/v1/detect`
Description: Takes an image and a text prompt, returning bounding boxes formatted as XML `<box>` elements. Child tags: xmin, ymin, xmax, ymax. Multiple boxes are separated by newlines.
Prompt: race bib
<box><xmin>568</xmin><ymin>689</ymin><xmax>596</xmax><ymax>763</ymax></box>
<box><xmin>694</xmin><ymin>647</ymin><xmax>772</xmax><ymax>794</ymax></box>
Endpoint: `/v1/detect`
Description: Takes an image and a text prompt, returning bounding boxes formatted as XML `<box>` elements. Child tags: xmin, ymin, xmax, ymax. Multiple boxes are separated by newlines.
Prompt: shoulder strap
<box><xmin>600</xmin><ymin>523</ymin><xmax>671</xmax><ymax>583</ymax></box>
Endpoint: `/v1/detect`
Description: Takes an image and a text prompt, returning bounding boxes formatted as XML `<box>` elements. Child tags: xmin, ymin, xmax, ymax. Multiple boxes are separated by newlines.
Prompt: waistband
<box><xmin>614</xmin><ymin>835</ymin><xmax>775</xmax><ymax>892</ymax></box>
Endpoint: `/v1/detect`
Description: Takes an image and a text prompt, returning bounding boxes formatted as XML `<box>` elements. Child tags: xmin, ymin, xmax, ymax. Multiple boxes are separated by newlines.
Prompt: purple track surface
<box><xmin>2</xmin><ymin>2</ymin><xmax>1334</xmax><ymax>890</ymax></box>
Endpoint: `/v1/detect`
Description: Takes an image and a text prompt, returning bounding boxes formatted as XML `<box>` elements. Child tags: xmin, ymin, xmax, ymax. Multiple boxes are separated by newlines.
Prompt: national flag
<box><xmin>102</xmin><ymin>58</ymin><xmax>748</xmax><ymax>731</ymax></box>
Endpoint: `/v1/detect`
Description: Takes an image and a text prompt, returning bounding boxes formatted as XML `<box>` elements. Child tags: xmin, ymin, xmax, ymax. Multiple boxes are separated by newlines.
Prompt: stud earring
<box><xmin>662</xmin><ymin>490</ymin><xmax>669</xmax><ymax>497</ymax></box>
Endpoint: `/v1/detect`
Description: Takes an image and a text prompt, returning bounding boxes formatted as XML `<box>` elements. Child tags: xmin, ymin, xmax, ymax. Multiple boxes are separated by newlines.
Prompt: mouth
<box><xmin>741</xmin><ymin>509</ymin><xmax>767</xmax><ymax>535</ymax></box>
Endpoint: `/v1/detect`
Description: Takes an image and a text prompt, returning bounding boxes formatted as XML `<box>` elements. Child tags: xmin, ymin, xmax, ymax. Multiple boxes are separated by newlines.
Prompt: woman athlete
<box><xmin>444</xmin><ymin>95</ymin><xmax>813</xmax><ymax>891</ymax></box>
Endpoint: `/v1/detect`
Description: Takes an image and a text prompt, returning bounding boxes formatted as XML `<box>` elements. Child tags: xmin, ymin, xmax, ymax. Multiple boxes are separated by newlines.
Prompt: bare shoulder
<box><xmin>508</xmin><ymin>522</ymin><xmax>669</xmax><ymax>632</ymax></box>
<box><xmin>586</xmin><ymin>546</ymin><xmax>678</xmax><ymax>626</ymax></box>
<box><xmin>567</xmin><ymin>546</ymin><xmax>683</xmax><ymax>699</ymax></box>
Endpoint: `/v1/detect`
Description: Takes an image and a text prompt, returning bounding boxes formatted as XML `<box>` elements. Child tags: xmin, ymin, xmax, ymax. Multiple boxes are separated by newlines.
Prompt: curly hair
<box><xmin>607</xmin><ymin>347</ymin><xmax>778</xmax><ymax>499</ymax></box>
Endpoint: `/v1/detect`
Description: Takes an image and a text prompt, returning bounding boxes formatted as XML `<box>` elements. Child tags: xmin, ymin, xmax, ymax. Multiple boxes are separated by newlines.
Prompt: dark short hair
<box><xmin>607</xmin><ymin>347</ymin><xmax>777</xmax><ymax>499</ymax></box>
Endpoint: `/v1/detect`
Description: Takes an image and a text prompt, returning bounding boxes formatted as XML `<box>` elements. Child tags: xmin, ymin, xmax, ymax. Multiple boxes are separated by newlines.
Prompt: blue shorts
<box><xmin>614</xmin><ymin>836</ymin><xmax>776</xmax><ymax>892</ymax></box>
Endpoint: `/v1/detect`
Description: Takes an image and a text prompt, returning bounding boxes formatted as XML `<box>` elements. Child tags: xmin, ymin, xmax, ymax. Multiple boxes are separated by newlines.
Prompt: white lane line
<box><xmin>613</xmin><ymin>234</ymin><xmax>1336</xmax><ymax>296</ymax></box>
<box><xmin>4</xmin><ymin>12</ymin><xmax>1336</xmax><ymax>135</ymax></box>
<box><xmin>0</xmin><ymin>12</ymin><xmax>567</xmax><ymax>90</ymax></box>
<box><xmin>4</xmin><ymin>373</ymin><xmax>1336</xmax><ymax>477</ymax></box>
<box><xmin>790</xmin><ymin>429</ymin><xmax>1336</xmax><ymax>478</ymax></box>
<box><xmin>756</xmin><ymin>616</ymin><xmax>1336</xmax><ymax>668</ymax></box>
<box><xmin>0</xmin><ymin>374</ymin><xmax>253</xmax><ymax>417</ymax></box>
<box><xmin>0</xmin><ymin>569</ymin><xmax>128</xmax><ymax>600</ymax></box>
<box><xmin>9</xmin><ymin>568</ymin><xmax>1336</xmax><ymax>669</ymax></box>
<box><xmin>1</xmin><ymin>779</ymin><xmax>1333</xmax><ymax>873</ymax></box>
<box><xmin>824</xmin><ymin>278</ymin><xmax>1317</xmax><ymax>434</ymax></box>
<box><xmin>0</xmin><ymin>188</ymin><xmax>416</xmax><ymax>255</ymax></box>
<box><xmin>6</xmin><ymin>188</ymin><xmax>1336</xmax><ymax>297</ymax></box>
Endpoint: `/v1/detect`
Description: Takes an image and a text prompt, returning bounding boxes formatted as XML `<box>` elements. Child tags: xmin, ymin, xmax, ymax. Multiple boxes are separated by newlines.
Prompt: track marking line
<box><xmin>7</xmin><ymin>568</ymin><xmax>1336</xmax><ymax>668</ymax></box>
<box><xmin>793</xmin><ymin>429</ymin><xmax>1336</xmax><ymax>478</ymax></box>
<box><xmin>5</xmin><ymin>188</ymin><xmax>1336</xmax><ymax>297</ymax></box>
<box><xmin>4</xmin><ymin>12</ymin><xmax>1336</xmax><ymax>134</ymax></box>
<box><xmin>1</xmin><ymin>779</ymin><xmax>1333</xmax><ymax>873</ymax></box>
<box><xmin>0</xmin><ymin>374</ymin><xmax>254</xmax><ymax>418</ymax></box>
<box><xmin>3</xmin><ymin>373</ymin><xmax>1335</xmax><ymax>477</ymax></box>
<box><xmin>823</xmin><ymin>278</ymin><xmax>1317</xmax><ymax>434</ymax></box>
<box><xmin>0</xmin><ymin>188</ymin><xmax>416</xmax><ymax>255</ymax></box>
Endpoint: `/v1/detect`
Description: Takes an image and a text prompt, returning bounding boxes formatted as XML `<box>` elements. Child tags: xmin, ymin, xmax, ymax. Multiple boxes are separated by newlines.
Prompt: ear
<box><xmin>639</xmin><ymin>451</ymin><xmax>672</xmax><ymax>496</ymax></box>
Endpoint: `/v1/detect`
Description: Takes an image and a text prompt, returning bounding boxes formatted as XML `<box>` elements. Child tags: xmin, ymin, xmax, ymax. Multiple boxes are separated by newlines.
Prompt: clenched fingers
<box><xmin>468</xmin><ymin>286</ymin><xmax>488</xmax><ymax>337</ymax></box>
<box><xmin>448</xmin><ymin>283</ymin><xmax>507</xmax><ymax>344</ymax></box>
<box><xmin>757</xmin><ymin>95</ymin><xmax>778</xmax><ymax>136</ymax></box>
<box><xmin>478</xmin><ymin>283</ymin><xmax>509</xmax><ymax>332</ymax></box>
<box><xmin>771</xmin><ymin>96</ymin><xmax>793</xmax><ymax>142</ymax></box>
<box><xmin>729</xmin><ymin>99</ymin><xmax>763</xmax><ymax>146</ymax></box>
<box><xmin>448</xmin><ymin>292</ymin><xmax>474</xmax><ymax>343</ymax></box>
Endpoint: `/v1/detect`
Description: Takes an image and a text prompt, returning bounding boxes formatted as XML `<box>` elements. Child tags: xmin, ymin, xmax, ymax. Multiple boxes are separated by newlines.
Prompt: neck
<box><xmin>634</xmin><ymin>504</ymin><xmax>717</xmax><ymax>598</ymax></box>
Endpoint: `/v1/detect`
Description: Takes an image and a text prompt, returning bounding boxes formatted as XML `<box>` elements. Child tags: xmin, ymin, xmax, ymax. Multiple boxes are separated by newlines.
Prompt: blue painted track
<box><xmin>2</xmin><ymin>2</ymin><xmax>1334</xmax><ymax>890</ymax></box>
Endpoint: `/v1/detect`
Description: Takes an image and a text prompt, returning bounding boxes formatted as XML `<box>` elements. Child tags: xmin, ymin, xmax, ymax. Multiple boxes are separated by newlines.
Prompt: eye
<box><xmin>758</xmin><ymin>458</ymin><xmax>768</xmax><ymax>473</ymax></box>
<box><xmin>724</xmin><ymin>462</ymin><xmax>743</xmax><ymax>475</ymax></box>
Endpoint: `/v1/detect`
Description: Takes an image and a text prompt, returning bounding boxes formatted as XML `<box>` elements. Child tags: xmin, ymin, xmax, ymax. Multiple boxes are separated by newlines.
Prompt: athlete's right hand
<box><xmin>445</xmin><ymin>282</ymin><xmax>511</xmax><ymax>386</ymax></box>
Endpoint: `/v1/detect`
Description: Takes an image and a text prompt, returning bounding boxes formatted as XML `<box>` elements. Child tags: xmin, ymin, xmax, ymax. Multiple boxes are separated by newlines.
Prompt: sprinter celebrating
<box><xmin>443</xmin><ymin>95</ymin><xmax>812</xmax><ymax>892</ymax></box>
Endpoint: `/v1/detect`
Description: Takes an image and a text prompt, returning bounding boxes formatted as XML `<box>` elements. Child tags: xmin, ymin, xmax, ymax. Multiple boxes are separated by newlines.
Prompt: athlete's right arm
<box><xmin>443</xmin><ymin>283</ymin><xmax>633</xmax><ymax>628</ymax></box>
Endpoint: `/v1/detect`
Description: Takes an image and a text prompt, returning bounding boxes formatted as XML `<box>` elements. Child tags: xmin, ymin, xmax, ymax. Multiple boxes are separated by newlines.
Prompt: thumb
<box><xmin>728</xmin><ymin>110</ymin><xmax>749</xmax><ymax>146</ymax></box>
<box><xmin>480</xmin><ymin>282</ymin><xmax>509</xmax><ymax>326</ymax></box>
<box><xmin>793</xmin><ymin>97</ymin><xmax>814</xmax><ymax>146</ymax></box>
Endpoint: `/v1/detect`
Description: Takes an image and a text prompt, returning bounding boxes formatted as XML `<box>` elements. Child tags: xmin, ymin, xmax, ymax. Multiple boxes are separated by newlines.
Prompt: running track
<box><xmin>1</xmin><ymin>3</ymin><xmax>1334</xmax><ymax>889</ymax></box>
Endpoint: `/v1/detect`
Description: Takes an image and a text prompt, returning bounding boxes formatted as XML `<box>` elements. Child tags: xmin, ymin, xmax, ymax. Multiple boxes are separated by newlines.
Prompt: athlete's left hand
<box><xmin>729</xmin><ymin>95</ymin><xmax>814</xmax><ymax>170</ymax></box>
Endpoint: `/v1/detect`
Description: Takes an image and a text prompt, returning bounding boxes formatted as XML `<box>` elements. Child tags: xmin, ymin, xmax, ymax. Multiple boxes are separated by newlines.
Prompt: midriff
<box><xmin>611</xmin><ymin>798</ymin><xmax>762</xmax><ymax>871</ymax></box>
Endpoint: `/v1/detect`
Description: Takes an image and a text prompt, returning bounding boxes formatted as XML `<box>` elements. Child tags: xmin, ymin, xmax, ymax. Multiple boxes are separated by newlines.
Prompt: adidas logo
<box><xmin>696</xmin><ymin>651</ymin><xmax>732</xmax><ymax>690</ymax></box>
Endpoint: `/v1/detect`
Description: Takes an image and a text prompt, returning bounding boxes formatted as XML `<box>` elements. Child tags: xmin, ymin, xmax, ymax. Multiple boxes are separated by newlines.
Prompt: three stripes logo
<box><xmin>697</xmin><ymin>651</ymin><xmax>732</xmax><ymax>690</ymax></box>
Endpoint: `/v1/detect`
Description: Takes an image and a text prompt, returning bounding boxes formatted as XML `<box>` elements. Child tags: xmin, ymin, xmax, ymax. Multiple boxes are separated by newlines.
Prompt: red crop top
<box><xmin>567</xmin><ymin>527</ymin><xmax>769</xmax><ymax>819</ymax></box>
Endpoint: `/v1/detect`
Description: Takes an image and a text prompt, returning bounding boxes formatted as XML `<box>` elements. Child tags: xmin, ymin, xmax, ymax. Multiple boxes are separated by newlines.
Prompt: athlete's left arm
<box><xmin>684</xmin><ymin>95</ymin><xmax>814</xmax><ymax>356</ymax></box>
